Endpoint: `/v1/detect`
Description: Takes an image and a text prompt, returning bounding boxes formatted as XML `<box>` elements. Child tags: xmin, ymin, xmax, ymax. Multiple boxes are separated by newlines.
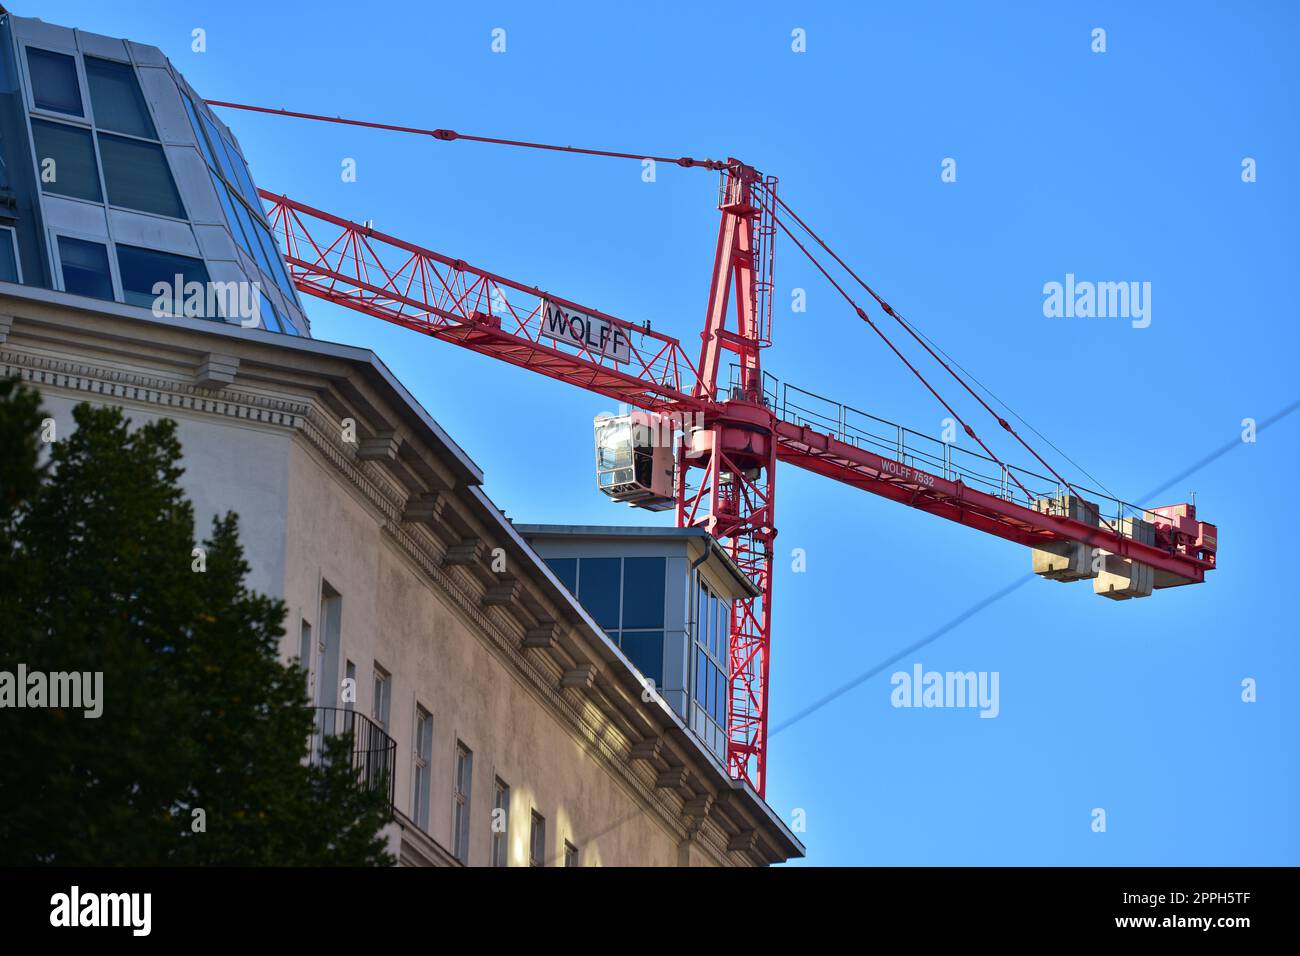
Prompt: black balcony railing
<box><xmin>309</xmin><ymin>707</ymin><xmax>397</xmax><ymax>809</ymax></box>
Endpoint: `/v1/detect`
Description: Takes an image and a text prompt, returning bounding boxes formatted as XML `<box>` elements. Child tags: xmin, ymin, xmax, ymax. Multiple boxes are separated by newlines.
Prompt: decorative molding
<box><xmin>629</xmin><ymin>737</ymin><xmax>662</xmax><ymax>763</ymax></box>
<box><xmin>561</xmin><ymin>664</ymin><xmax>597</xmax><ymax>690</ymax></box>
<box><xmin>656</xmin><ymin>768</ymin><xmax>688</xmax><ymax>791</ymax></box>
<box><xmin>0</xmin><ymin>350</ymin><xmax>305</xmax><ymax>428</ymax></box>
<box><xmin>195</xmin><ymin>352</ymin><xmax>239</xmax><ymax>388</ymax></box>
<box><xmin>481</xmin><ymin>579</ymin><xmax>519</xmax><ymax>606</ymax></box>
<box><xmin>401</xmin><ymin>492</ymin><xmax>446</xmax><ymax>524</ymax></box>
<box><xmin>727</xmin><ymin>829</ymin><xmax>758</xmax><ymax>854</ymax></box>
<box><xmin>443</xmin><ymin>538</ymin><xmax>483</xmax><ymax>566</ymax></box>
<box><xmin>523</xmin><ymin>623</ymin><xmax>557</xmax><ymax>649</ymax></box>
<box><xmin>357</xmin><ymin>429</ymin><xmax>401</xmax><ymax>462</ymax></box>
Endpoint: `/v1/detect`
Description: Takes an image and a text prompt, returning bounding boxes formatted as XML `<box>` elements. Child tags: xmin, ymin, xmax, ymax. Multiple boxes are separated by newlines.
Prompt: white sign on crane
<box><xmin>540</xmin><ymin>299</ymin><xmax>631</xmax><ymax>363</ymax></box>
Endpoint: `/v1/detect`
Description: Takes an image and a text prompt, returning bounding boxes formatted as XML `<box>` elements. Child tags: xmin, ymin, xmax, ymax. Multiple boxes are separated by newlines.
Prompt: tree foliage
<box><xmin>0</xmin><ymin>380</ymin><xmax>394</xmax><ymax>865</ymax></box>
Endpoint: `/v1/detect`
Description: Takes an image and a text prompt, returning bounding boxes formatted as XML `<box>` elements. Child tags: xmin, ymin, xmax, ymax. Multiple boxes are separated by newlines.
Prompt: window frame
<box><xmin>451</xmin><ymin>742</ymin><xmax>473</xmax><ymax>864</ymax></box>
<box><xmin>564</xmin><ymin>841</ymin><xmax>579</xmax><ymax>868</ymax></box>
<box><xmin>24</xmin><ymin>46</ymin><xmax>87</xmax><ymax>120</ymax></box>
<box><xmin>95</xmin><ymin>130</ymin><xmax>187</xmax><ymax>221</ymax></box>
<box><xmin>83</xmin><ymin>54</ymin><xmax>157</xmax><ymax>140</ymax></box>
<box><xmin>114</xmin><ymin>242</ymin><xmax>211</xmax><ymax>313</ymax></box>
<box><xmin>529</xmin><ymin>811</ymin><xmax>546</xmax><ymax>867</ymax></box>
<box><xmin>30</xmin><ymin>116</ymin><xmax>104</xmax><ymax>205</ymax></box>
<box><xmin>51</xmin><ymin>230</ymin><xmax>118</xmax><ymax>301</ymax></box>
<box><xmin>0</xmin><ymin>227</ymin><xmax>23</xmax><ymax>284</ymax></box>
<box><xmin>371</xmin><ymin>663</ymin><xmax>392</xmax><ymax>733</ymax></box>
<box><xmin>491</xmin><ymin>778</ymin><xmax>510</xmax><ymax>867</ymax></box>
<box><xmin>412</xmin><ymin>705</ymin><xmax>432</xmax><ymax>832</ymax></box>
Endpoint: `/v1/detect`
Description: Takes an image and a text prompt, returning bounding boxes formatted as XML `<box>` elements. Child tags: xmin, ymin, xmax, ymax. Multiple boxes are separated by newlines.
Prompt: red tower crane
<box><xmin>211</xmin><ymin>102</ymin><xmax>1217</xmax><ymax>796</ymax></box>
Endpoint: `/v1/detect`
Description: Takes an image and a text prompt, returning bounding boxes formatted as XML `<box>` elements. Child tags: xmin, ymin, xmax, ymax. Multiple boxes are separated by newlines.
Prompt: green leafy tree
<box><xmin>0</xmin><ymin>380</ymin><xmax>393</xmax><ymax>865</ymax></box>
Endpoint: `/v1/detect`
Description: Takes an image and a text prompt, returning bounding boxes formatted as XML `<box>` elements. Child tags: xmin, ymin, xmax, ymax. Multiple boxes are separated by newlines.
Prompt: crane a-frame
<box><xmin>211</xmin><ymin>102</ymin><xmax>1218</xmax><ymax>796</ymax></box>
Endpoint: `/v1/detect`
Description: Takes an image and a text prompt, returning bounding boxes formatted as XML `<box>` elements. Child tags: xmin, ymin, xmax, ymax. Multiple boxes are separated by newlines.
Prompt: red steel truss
<box><xmin>257</xmin><ymin>183</ymin><xmax>1215</xmax><ymax>796</ymax></box>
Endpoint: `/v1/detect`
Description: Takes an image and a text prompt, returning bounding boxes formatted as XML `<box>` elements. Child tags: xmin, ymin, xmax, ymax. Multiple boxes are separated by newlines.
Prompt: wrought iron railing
<box><xmin>309</xmin><ymin>706</ymin><xmax>396</xmax><ymax>809</ymax></box>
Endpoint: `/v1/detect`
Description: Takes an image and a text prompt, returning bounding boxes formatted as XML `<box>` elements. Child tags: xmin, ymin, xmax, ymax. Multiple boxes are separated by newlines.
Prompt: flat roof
<box><xmin>514</xmin><ymin>523</ymin><xmax>762</xmax><ymax>599</ymax></box>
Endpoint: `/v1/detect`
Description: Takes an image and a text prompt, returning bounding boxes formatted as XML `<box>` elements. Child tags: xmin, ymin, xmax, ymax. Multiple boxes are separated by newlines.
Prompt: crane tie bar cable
<box><xmin>205</xmin><ymin>100</ymin><xmax>729</xmax><ymax>170</ymax></box>
<box><xmin>773</xmin><ymin>194</ymin><xmax>1117</xmax><ymax>531</ymax></box>
<box><xmin>768</xmin><ymin>208</ymin><xmax>1037</xmax><ymax>504</ymax></box>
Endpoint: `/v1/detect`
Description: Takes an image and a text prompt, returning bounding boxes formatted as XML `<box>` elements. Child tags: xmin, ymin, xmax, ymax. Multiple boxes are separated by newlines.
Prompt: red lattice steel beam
<box><xmin>773</xmin><ymin>420</ymin><xmax>1213</xmax><ymax>585</ymax></box>
<box><xmin>259</xmin><ymin>190</ymin><xmax>706</xmax><ymax>415</ymax></box>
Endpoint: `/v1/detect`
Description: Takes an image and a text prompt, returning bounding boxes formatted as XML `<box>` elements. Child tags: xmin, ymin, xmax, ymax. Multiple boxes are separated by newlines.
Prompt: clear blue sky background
<box><xmin>38</xmin><ymin>0</ymin><xmax>1298</xmax><ymax>864</ymax></box>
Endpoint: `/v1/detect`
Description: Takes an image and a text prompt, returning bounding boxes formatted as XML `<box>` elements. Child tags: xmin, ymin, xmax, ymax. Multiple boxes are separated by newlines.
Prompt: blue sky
<box><xmin>39</xmin><ymin>0</ymin><xmax>1298</xmax><ymax>864</ymax></box>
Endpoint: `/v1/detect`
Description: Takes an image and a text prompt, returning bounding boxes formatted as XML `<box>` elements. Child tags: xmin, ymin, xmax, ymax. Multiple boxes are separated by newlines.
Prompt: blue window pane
<box><xmin>696</xmin><ymin>579</ymin><xmax>705</xmax><ymax>643</ymax></box>
<box><xmin>714</xmin><ymin>668</ymin><xmax>727</xmax><ymax>724</ymax></box>
<box><xmin>707</xmin><ymin>595</ymin><xmax>716</xmax><ymax>657</ymax></box>
<box><xmin>27</xmin><ymin>48</ymin><xmax>82</xmax><ymax>116</ymax></box>
<box><xmin>544</xmin><ymin>557</ymin><xmax>577</xmax><ymax>594</ymax></box>
<box><xmin>85</xmin><ymin>57</ymin><xmax>156</xmax><ymax>139</ymax></box>
<box><xmin>620</xmin><ymin>556</ymin><xmax>664</xmax><ymax>629</ymax></box>
<box><xmin>0</xmin><ymin>232</ymin><xmax>18</xmax><ymax>282</ymax></box>
<box><xmin>182</xmin><ymin>96</ymin><xmax>219</xmax><ymax>170</ymax></box>
<box><xmin>116</xmin><ymin>244</ymin><xmax>211</xmax><ymax>312</ymax></box>
<box><xmin>704</xmin><ymin>658</ymin><xmax>715</xmax><ymax>717</ymax></box>
<box><xmin>211</xmin><ymin>172</ymin><xmax>252</xmax><ymax>255</ymax></box>
<box><xmin>257</xmin><ymin>222</ymin><xmax>299</xmax><ymax>302</ymax></box>
<box><xmin>200</xmin><ymin>112</ymin><xmax>240</xmax><ymax>185</ymax></box>
<box><xmin>577</xmin><ymin>557</ymin><xmax>620</xmax><ymax>629</ymax></box>
<box><xmin>694</xmin><ymin>647</ymin><xmax>707</xmax><ymax>703</ymax></box>
<box><xmin>715</xmin><ymin>596</ymin><xmax>729</xmax><ymax>659</ymax></box>
<box><xmin>622</xmin><ymin>632</ymin><xmax>663</xmax><ymax>689</ymax></box>
<box><xmin>258</xmin><ymin>292</ymin><xmax>283</xmax><ymax>332</ymax></box>
<box><xmin>97</xmin><ymin>133</ymin><xmax>185</xmax><ymax>218</ymax></box>
<box><xmin>32</xmin><ymin>120</ymin><xmax>101</xmax><ymax>202</ymax></box>
<box><xmin>58</xmin><ymin>237</ymin><xmax>112</xmax><ymax>300</ymax></box>
<box><xmin>221</xmin><ymin>136</ymin><xmax>262</xmax><ymax>212</ymax></box>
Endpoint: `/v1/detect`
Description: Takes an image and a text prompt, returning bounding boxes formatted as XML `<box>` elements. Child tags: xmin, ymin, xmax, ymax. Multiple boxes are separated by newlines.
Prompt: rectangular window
<box><xmin>621</xmin><ymin>556</ymin><xmax>665</xmax><ymax>628</ymax></box>
<box><xmin>257</xmin><ymin>291</ymin><xmax>283</xmax><ymax>332</ymax></box>
<box><xmin>32</xmin><ymin>120</ymin><xmax>101</xmax><ymax>202</ymax></box>
<box><xmin>57</xmin><ymin>236</ymin><xmax>112</xmax><ymax>300</ymax></box>
<box><xmin>27</xmin><ymin>48</ymin><xmax>82</xmax><ymax>116</ymax></box>
<box><xmin>84</xmin><ymin>57</ymin><xmax>156</xmax><ymax>139</ymax></box>
<box><xmin>529</xmin><ymin>811</ymin><xmax>546</xmax><ymax>867</ymax></box>
<box><xmin>564</xmin><ymin>841</ymin><xmax>579</xmax><ymax>868</ymax></box>
<box><xmin>577</xmin><ymin>557</ymin><xmax>621</xmax><ymax>629</ymax></box>
<box><xmin>695</xmin><ymin>646</ymin><xmax>707</xmax><ymax>704</ymax></box>
<box><xmin>452</xmin><ymin>743</ymin><xmax>473</xmax><ymax>863</ymax></box>
<box><xmin>0</xmin><ymin>227</ymin><xmax>20</xmax><ymax>283</ymax></box>
<box><xmin>491</xmin><ymin>778</ymin><xmax>510</xmax><ymax>867</ymax></box>
<box><xmin>116</xmin><ymin>244</ymin><xmax>211</xmax><ymax>312</ymax></box>
<box><xmin>413</xmin><ymin>706</ymin><xmax>432</xmax><ymax>831</ymax></box>
<box><xmin>372</xmin><ymin>665</ymin><xmax>391</xmax><ymax>733</ymax></box>
<box><xmin>182</xmin><ymin>95</ymin><xmax>220</xmax><ymax>170</ymax></box>
<box><xmin>97</xmin><ymin>133</ymin><xmax>185</xmax><ymax>218</ymax></box>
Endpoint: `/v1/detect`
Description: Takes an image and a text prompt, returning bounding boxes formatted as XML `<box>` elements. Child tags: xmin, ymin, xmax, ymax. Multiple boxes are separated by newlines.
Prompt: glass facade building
<box><xmin>517</xmin><ymin>525</ymin><xmax>759</xmax><ymax>763</ymax></box>
<box><xmin>0</xmin><ymin>9</ymin><xmax>309</xmax><ymax>335</ymax></box>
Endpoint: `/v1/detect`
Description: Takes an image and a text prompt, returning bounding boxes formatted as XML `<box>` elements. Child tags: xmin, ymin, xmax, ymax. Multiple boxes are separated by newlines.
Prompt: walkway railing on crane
<box><xmin>726</xmin><ymin>364</ymin><xmax>1175</xmax><ymax>541</ymax></box>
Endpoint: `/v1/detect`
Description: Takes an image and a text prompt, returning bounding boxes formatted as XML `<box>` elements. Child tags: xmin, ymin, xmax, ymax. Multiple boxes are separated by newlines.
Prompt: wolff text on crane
<box><xmin>540</xmin><ymin>299</ymin><xmax>632</xmax><ymax>363</ymax></box>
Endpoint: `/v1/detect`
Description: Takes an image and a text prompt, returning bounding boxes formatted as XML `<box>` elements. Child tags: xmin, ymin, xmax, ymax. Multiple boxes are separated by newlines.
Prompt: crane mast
<box><xmin>678</xmin><ymin>163</ymin><xmax>780</xmax><ymax>791</ymax></box>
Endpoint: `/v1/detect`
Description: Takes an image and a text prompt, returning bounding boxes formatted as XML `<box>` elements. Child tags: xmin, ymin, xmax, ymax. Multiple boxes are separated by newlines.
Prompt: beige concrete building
<box><xmin>0</xmin><ymin>284</ymin><xmax>804</xmax><ymax>866</ymax></box>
